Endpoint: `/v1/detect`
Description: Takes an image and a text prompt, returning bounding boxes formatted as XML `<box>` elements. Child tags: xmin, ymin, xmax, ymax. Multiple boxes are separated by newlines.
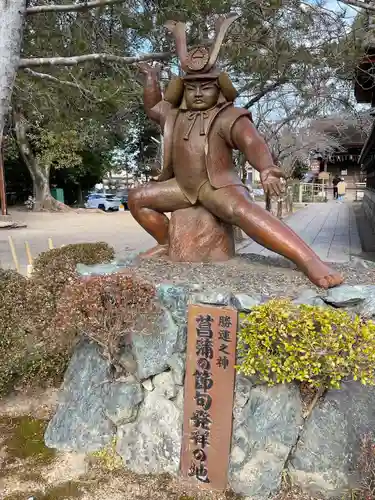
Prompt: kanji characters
<box><xmin>194</xmin><ymin>369</ymin><xmax>213</xmax><ymax>392</ymax></box>
<box><xmin>216</xmin><ymin>356</ymin><xmax>229</xmax><ymax>369</ymax></box>
<box><xmin>195</xmin><ymin>391</ymin><xmax>212</xmax><ymax>410</ymax></box>
<box><xmin>219</xmin><ymin>329</ymin><xmax>232</xmax><ymax>342</ymax></box>
<box><xmin>196</xmin><ymin>338</ymin><xmax>214</xmax><ymax>359</ymax></box>
<box><xmin>188</xmin><ymin>461</ymin><xmax>210</xmax><ymax>483</ymax></box>
<box><xmin>219</xmin><ymin>315</ymin><xmax>232</xmax><ymax>328</ymax></box>
<box><xmin>219</xmin><ymin>343</ymin><xmax>230</xmax><ymax>356</ymax></box>
<box><xmin>196</xmin><ymin>314</ymin><xmax>214</xmax><ymax>338</ymax></box>
<box><xmin>190</xmin><ymin>429</ymin><xmax>210</xmax><ymax>448</ymax></box>
<box><xmin>191</xmin><ymin>409</ymin><xmax>212</xmax><ymax>430</ymax></box>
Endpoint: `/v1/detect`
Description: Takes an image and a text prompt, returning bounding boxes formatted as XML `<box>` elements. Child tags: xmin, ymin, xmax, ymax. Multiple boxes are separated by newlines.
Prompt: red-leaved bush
<box><xmin>0</xmin><ymin>243</ymin><xmax>161</xmax><ymax>397</ymax></box>
<box><xmin>52</xmin><ymin>273</ymin><xmax>161</xmax><ymax>361</ymax></box>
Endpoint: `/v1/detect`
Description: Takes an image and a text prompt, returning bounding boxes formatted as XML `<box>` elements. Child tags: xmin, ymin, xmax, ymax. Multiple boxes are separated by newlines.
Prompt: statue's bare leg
<box><xmin>128</xmin><ymin>179</ymin><xmax>191</xmax><ymax>258</ymax></box>
<box><xmin>199</xmin><ymin>183</ymin><xmax>343</xmax><ymax>289</ymax></box>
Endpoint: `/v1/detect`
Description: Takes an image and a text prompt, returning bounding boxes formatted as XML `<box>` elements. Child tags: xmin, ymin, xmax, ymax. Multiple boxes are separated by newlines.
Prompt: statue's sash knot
<box><xmin>184</xmin><ymin>111</ymin><xmax>209</xmax><ymax>140</ymax></box>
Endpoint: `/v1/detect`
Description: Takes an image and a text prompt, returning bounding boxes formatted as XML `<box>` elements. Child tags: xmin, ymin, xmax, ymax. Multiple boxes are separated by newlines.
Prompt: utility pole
<box><xmin>0</xmin><ymin>138</ymin><xmax>7</xmax><ymax>216</ymax></box>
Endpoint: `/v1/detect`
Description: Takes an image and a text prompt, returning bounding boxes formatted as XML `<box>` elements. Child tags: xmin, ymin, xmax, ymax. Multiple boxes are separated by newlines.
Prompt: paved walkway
<box><xmin>238</xmin><ymin>201</ymin><xmax>362</xmax><ymax>263</ymax></box>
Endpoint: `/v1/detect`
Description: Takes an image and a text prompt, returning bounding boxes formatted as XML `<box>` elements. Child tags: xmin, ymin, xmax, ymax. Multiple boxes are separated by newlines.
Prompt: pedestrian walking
<box><xmin>337</xmin><ymin>178</ymin><xmax>347</xmax><ymax>202</ymax></box>
<box><xmin>332</xmin><ymin>174</ymin><xmax>340</xmax><ymax>200</ymax></box>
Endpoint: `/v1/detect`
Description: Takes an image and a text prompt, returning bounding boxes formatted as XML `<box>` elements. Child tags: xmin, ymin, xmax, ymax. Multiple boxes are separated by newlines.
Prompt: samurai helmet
<box><xmin>164</xmin><ymin>13</ymin><xmax>239</xmax><ymax>79</ymax></box>
<box><xmin>163</xmin><ymin>13</ymin><xmax>239</xmax><ymax>106</ymax></box>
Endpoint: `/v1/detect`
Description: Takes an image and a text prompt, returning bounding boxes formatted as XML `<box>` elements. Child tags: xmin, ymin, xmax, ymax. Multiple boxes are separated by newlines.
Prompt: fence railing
<box><xmin>292</xmin><ymin>183</ymin><xmax>329</xmax><ymax>203</ymax></box>
<box><xmin>291</xmin><ymin>182</ymin><xmax>367</xmax><ymax>203</ymax></box>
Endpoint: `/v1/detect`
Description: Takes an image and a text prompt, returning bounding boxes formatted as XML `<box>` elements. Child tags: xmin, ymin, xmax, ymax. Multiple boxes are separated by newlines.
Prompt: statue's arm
<box><xmin>138</xmin><ymin>63</ymin><xmax>173</xmax><ymax>129</ymax></box>
<box><xmin>231</xmin><ymin>116</ymin><xmax>284</xmax><ymax>197</ymax></box>
<box><xmin>138</xmin><ymin>63</ymin><xmax>163</xmax><ymax>123</ymax></box>
<box><xmin>231</xmin><ymin>116</ymin><xmax>277</xmax><ymax>174</ymax></box>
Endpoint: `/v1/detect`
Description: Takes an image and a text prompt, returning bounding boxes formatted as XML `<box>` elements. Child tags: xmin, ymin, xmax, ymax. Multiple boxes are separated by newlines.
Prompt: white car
<box><xmin>85</xmin><ymin>193</ymin><xmax>123</xmax><ymax>211</ymax></box>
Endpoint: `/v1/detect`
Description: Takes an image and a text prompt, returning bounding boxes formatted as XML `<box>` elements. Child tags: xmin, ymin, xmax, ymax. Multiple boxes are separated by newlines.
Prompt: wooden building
<box><xmin>354</xmin><ymin>18</ymin><xmax>375</xmax><ymax>227</ymax></box>
<box><xmin>312</xmin><ymin>117</ymin><xmax>368</xmax><ymax>194</ymax></box>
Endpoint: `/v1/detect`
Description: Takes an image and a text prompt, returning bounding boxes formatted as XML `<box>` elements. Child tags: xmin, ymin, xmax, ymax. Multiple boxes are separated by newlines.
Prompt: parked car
<box><xmin>85</xmin><ymin>193</ymin><xmax>123</xmax><ymax>211</ymax></box>
<box><xmin>252</xmin><ymin>188</ymin><xmax>265</xmax><ymax>197</ymax></box>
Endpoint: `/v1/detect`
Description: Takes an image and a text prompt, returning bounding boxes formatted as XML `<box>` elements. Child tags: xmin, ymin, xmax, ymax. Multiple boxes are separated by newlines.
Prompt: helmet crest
<box><xmin>164</xmin><ymin>13</ymin><xmax>239</xmax><ymax>78</ymax></box>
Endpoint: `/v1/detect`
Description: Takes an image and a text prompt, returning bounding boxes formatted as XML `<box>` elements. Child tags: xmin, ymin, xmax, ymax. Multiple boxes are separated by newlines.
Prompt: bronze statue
<box><xmin>129</xmin><ymin>14</ymin><xmax>343</xmax><ymax>289</ymax></box>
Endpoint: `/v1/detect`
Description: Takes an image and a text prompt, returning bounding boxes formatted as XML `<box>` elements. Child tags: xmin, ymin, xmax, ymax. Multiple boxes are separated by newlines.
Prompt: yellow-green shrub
<box><xmin>237</xmin><ymin>299</ymin><xmax>375</xmax><ymax>389</ymax></box>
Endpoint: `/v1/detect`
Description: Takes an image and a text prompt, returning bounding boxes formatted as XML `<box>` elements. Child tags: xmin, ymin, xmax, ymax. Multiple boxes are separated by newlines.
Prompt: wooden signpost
<box><xmin>181</xmin><ymin>304</ymin><xmax>238</xmax><ymax>491</ymax></box>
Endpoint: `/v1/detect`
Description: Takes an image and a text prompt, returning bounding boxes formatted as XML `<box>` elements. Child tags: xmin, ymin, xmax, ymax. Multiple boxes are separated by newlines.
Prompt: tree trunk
<box><xmin>77</xmin><ymin>185</ymin><xmax>84</xmax><ymax>206</ymax></box>
<box><xmin>0</xmin><ymin>0</ymin><xmax>26</xmax><ymax>143</ymax></box>
<box><xmin>277</xmin><ymin>199</ymin><xmax>283</xmax><ymax>218</ymax></box>
<box><xmin>265</xmin><ymin>193</ymin><xmax>271</xmax><ymax>212</ymax></box>
<box><xmin>33</xmin><ymin>164</ymin><xmax>55</xmax><ymax>211</ymax></box>
<box><xmin>13</xmin><ymin>111</ymin><xmax>70</xmax><ymax>211</ymax></box>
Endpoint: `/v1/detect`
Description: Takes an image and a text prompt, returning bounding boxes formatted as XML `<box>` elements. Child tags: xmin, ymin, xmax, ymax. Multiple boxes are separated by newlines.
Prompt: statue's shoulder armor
<box><xmin>217</xmin><ymin>105</ymin><xmax>253</xmax><ymax>125</ymax></box>
<box><xmin>215</xmin><ymin>105</ymin><xmax>253</xmax><ymax>146</ymax></box>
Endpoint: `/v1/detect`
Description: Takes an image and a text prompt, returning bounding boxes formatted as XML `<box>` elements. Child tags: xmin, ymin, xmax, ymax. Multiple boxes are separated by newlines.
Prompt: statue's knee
<box><xmin>128</xmin><ymin>187</ymin><xmax>143</xmax><ymax>212</ymax></box>
<box><xmin>230</xmin><ymin>203</ymin><xmax>248</xmax><ymax>225</ymax></box>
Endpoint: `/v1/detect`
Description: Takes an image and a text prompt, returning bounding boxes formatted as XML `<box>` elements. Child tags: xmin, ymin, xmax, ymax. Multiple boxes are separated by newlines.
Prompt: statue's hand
<box><xmin>137</xmin><ymin>62</ymin><xmax>161</xmax><ymax>77</ymax></box>
<box><xmin>149</xmin><ymin>162</ymin><xmax>162</xmax><ymax>182</ymax></box>
<box><xmin>260</xmin><ymin>166</ymin><xmax>285</xmax><ymax>198</ymax></box>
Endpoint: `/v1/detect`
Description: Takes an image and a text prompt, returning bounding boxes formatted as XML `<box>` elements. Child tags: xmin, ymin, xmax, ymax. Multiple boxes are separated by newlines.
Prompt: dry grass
<box><xmin>273</xmin><ymin>487</ymin><xmax>320</xmax><ymax>500</ymax></box>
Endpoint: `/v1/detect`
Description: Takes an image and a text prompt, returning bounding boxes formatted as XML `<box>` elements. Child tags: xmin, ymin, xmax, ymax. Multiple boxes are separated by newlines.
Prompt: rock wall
<box><xmin>45</xmin><ymin>282</ymin><xmax>375</xmax><ymax>499</ymax></box>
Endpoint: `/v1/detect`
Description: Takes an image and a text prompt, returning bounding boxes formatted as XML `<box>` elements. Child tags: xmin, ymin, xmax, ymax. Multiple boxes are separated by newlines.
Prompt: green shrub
<box><xmin>237</xmin><ymin>299</ymin><xmax>375</xmax><ymax>389</ymax></box>
<box><xmin>0</xmin><ymin>270</ymin><xmax>27</xmax><ymax>336</ymax></box>
<box><xmin>32</xmin><ymin>242</ymin><xmax>115</xmax><ymax>297</ymax></box>
<box><xmin>0</xmin><ymin>344</ymin><xmax>69</xmax><ymax>397</ymax></box>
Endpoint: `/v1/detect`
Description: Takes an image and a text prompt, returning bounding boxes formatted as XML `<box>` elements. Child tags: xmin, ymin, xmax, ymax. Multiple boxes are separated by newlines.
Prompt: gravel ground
<box><xmin>130</xmin><ymin>253</ymin><xmax>375</xmax><ymax>299</ymax></box>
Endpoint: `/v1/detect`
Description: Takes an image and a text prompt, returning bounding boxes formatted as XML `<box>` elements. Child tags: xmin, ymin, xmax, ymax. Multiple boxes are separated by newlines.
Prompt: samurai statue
<box><xmin>129</xmin><ymin>13</ymin><xmax>343</xmax><ymax>289</ymax></box>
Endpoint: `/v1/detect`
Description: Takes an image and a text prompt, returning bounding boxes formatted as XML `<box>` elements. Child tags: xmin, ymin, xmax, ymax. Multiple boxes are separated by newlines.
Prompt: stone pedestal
<box><xmin>168</xmin><ymin>206</ymin><xmax>235</xmax><ymax>262</ymax></box>
<box><xmin>44</xmin><ymin>283</ymin><xmax>375</xmax><ymax>499</ymax></box>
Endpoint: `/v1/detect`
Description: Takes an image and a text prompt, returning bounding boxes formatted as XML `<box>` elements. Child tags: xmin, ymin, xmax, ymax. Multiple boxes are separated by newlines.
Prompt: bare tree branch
<box><xmin>338</xmin><ymin>0</ymin><xmax>375</xmax><ymax>11</ymax></box>
<box><xmin>19</xmin><ymin>52</ymin><xmax>171</xmax><ymax>69</ymax></box>
<box><xmin>22</xmin><ymin>68</ymin><xmax>96</xmax><ymax>96</ymax></box>
<box><xmin>243</xmin><ymin>78</ymin><xmax>288</xmax><ymax>109</ymax></box>
<box><xmin>26</xmin><ymin>0</ymin><xmax>126</xmax><ymax>15</ymax></box>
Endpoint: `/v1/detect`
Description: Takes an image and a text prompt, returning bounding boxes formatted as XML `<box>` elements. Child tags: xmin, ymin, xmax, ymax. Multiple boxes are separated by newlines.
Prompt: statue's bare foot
<box><xmin>138</xmin><ymin>244</ymin><xmax>169</xmax><ymax>259</ymax></box>
<box><xmin>302</xmin><ymin>258</ymin><xmax>343</xmax><ymax>289</ymax></box>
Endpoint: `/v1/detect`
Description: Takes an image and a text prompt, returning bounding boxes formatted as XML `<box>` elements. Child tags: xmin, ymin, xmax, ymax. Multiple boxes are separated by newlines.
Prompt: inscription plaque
<box><xmin>180</xmin><ymin>304</ymin><xmax>238</xmax><ymax>491</ymax></box>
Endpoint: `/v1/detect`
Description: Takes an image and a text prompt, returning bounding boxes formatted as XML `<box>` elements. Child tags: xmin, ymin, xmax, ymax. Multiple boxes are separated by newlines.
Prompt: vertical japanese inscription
<box><xmin>181</xmin><ymin>305</ymin><xmax>238</xmax><ymax>491</ymax></box>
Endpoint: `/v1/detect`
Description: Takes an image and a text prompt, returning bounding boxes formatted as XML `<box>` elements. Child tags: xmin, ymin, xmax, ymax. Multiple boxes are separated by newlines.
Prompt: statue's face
<box><xmin>184</xmin><ymin>79</ymin><xmax>220</xmax><ymax>111</ymax></box>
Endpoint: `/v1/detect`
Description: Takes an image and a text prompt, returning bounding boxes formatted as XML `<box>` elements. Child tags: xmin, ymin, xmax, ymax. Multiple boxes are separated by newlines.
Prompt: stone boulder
<box><xmin>45</xmin><ymin>341</ymin><xmax>143</xmax><ymax>452</ymax></box>
<box><xmin>116</xmin><ymin>392</ymin><xmax>182</xmax><ymax>475</ymax></box>
<box><xmin>129</xmin><ymin>309</ymin><xmax>179</xmax><ymax>380</ymax></box>
<box><xmin>157</xmin><ymin>284</ymin><xmax>190</xmax><ymax>353</ymax></box>
<box><xmin>324</xmin><ymin>285</ymin><xmax>375</xmax><ymax>307</ymax></box>
<box><xmin>290</xmin><ymin>380</ymin><xmax>375</xmax><ymax>497</ymax></box>
<box><xmin>168</xmin><ymin>206</ymin><xmax>235</xmax><ymax>262</ymax></box>
<box><xmin>229</xmin><ymin>382</ymin><xmax>302</xmax><ymax>499</ymax></box>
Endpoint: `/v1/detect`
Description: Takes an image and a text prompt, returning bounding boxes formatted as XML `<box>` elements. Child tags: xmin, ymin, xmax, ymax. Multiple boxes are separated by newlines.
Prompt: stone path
<box><xmin>238</xmin><ymin>201</ymin><xmax>362</xmax><ymax>263</ymax></box>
